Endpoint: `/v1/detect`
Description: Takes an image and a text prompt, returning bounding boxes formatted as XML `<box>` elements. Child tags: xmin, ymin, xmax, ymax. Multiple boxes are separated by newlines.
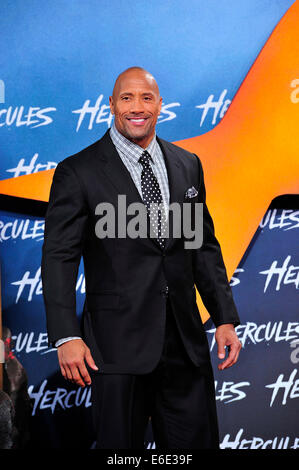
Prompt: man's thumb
<box><xmin>217</xmin><ymin>341</ymin><xmax>226</xmax><ymax>359</ymax></box>
<box><xmin>85</xmin><ymin>348</ymin><xmax>99</xmax><ymax>370</ymax></box>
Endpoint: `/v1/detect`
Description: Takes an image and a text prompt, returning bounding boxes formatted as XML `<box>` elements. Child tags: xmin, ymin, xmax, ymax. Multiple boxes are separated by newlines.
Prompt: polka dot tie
<box><xmin>139</xmin><ymin>150</ymin><xmax>167</xmax><ymax>249</ymax></box>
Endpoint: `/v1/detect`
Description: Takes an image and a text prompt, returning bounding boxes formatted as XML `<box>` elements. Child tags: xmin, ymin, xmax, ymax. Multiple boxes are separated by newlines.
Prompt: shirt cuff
<box><xmin>55</xmin><ymin>336</ymin><xmax>81</xmax><ymax>348</ymax></box>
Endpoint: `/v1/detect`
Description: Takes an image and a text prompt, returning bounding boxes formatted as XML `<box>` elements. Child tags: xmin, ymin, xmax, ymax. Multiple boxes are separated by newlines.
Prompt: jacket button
<box><xmin>160</xmin><ymin>286</ymin><xmax>169</xmax><ymax>297</ymax></box>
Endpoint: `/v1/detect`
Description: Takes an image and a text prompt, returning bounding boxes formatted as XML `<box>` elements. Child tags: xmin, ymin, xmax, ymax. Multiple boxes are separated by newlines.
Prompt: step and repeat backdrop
<box><xmin>0</xmin><ymin>0</ymin><xmax>298</xmax><ymax>449</ymax></box>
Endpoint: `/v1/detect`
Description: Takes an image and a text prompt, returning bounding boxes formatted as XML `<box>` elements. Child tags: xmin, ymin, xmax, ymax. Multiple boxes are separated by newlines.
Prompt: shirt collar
<box><xmin>110</xmin><ymin>121</ymin><xmax>158</xmax><ymax>165</ymax></box>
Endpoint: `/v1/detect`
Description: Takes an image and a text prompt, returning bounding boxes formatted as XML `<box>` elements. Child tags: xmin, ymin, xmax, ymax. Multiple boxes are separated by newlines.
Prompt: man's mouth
<box><xmin>126</xmin><ymin>117</ymin><xmax>148</xmax><ymax>126</ymax></box>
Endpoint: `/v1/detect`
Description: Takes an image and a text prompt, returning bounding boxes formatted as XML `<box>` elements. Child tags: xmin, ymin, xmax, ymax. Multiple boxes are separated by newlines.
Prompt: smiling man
<box><xmin>109</xmin><ymin>68</ymin><xmax>162</xmax><ymax>148</ymax></box>
<box><xmin>41</xmin><ymin>66</ymin><xmax>241</xmax><ymax>449</ymax></box>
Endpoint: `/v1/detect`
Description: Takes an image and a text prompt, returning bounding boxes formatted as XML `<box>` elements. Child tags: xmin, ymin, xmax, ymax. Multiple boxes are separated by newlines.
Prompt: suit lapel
<box><xmin>94</xmin><ymin>131</ymin><xmax>161</xmax><ymax>250</ymax></box>
<box><xmin>156</xmin><ymin>137</ymin><xmax>187</xmax><ymax>251</ymax></box>
<box><xmin>96</xmin><ymin>131</ymin><xmax>144</xmax><ymax>206</ymax></box>
<box><xmin>93</xmin><ymin>131</ymin><xmax>187</xmax><ymax>252</ymax></box>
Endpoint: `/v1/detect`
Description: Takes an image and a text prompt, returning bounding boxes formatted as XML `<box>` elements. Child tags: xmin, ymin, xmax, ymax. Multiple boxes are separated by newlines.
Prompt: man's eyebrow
<box><xmin>119</xmin><ymin>91</ymin><xmax>155</xmax><ymax>96</ymax></box>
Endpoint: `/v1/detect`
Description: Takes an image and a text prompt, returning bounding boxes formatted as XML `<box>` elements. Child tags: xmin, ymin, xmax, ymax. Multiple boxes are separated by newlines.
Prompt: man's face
<box><xmin>109</xmin><ymin>70</ymin><xmax>162</xmax><ymax>148</ymax></box>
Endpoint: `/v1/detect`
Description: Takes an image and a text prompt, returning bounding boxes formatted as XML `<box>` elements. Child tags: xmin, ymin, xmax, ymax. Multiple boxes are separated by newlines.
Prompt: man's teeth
<box><xmin>129</xmin><ymin>118</ymin><xmax>145</xmax><ymax>122</ymax></box>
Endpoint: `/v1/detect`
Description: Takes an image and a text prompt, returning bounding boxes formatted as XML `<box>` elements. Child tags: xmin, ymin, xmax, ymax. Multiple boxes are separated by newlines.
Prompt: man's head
<box><xmin>109</xmin><ymin>67</ymin><xmax>162</xmax><ymax>149</ymax></box>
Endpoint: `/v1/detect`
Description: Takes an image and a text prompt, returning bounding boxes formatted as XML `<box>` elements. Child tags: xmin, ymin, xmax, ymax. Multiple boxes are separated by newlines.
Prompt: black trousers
<box><xmin>90</xmin><ymin>300</ymin><xmax>219</xmax><ymax>449</ymax></box>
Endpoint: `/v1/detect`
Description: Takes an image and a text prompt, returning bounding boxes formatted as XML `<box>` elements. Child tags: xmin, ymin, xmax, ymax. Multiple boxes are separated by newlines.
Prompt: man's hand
<box><xmin>215</xmin><ymin>324</ymin><xmax>242</xmax><ymax>371</ymax></box>
<box><xmin>57</xmin><ymin>339</ymin><xmax>99</xmax><ymax>387</ymax></box>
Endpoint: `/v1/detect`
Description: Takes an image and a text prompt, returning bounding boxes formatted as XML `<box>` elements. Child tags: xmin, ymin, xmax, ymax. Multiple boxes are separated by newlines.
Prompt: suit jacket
<box><xmin>41</xmin><ymin>130</ymin><xmax>240</xmax><ymax>374</ymax></box>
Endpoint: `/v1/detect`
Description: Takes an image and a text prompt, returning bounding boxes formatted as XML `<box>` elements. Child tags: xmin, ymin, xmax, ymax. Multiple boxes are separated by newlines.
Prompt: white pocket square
<box><xmin>184</xmin><ymin>186</ymin><xmax>198</xmax><ymax>199</ymax></box>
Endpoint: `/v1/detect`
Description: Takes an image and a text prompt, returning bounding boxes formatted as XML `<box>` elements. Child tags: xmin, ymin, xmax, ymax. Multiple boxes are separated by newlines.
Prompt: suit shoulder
<box><xmin>56</xmin><ymin>131</ymin><xmax>110</xmax><ymax>173</ymax></box>
<box><xmin>157</xmin><ymin>137</ymin><xmax>200</xmax><ymax>166</ymax></box>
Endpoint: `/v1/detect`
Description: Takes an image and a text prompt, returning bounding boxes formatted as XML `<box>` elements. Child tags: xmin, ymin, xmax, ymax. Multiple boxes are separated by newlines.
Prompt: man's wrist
<box><xmin>216</xmin><ymin>322</ymin><xmax>238</xmax><ymax>329</ymax></box>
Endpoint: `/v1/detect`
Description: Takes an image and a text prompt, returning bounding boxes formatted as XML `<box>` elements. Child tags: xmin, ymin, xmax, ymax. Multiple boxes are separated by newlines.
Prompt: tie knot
<box><xmin>139</xmin><ymin>150</ymin><xmax>152</xmax><ymax>167</ymax></box>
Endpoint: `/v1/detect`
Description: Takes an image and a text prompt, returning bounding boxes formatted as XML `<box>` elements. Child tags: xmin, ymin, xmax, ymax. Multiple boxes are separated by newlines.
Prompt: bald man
<box><xmin>41</xmin><ymin>67</ymin><xmax>241</xmax><ymax>449</ymax></box>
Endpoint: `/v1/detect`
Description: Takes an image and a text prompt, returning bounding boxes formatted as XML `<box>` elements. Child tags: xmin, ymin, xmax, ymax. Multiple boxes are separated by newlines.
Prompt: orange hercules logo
<box><xmin>0</xmin><ymin>1</ymin><xmax>298</xmax><ymax>322</ymax></box>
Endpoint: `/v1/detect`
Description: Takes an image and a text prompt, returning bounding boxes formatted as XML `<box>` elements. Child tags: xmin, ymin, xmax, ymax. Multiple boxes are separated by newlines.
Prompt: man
<box><xmin>41</xmin><ymin>67</ymin><xmax>241</xmax><ymax>449</ymax></box>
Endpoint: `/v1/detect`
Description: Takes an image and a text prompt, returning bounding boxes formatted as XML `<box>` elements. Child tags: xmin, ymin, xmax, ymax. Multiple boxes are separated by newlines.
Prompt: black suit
<box><xmin>41</xmin><ymin>130</ymin><xmax>240</xmax><ymax>448</ymax></box>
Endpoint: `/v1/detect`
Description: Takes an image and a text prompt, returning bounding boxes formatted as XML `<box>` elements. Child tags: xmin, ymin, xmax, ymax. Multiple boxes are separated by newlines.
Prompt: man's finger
<box><xmin>219</xmin><ymin>346</ymin><xmax>235</xmax><ymax>370</ymax></box>
<box><xmin>78</xmin><ymin>363</ymin><xmax>92</xmax><ymax>386</ymax></box>
<box><xmin>60</xmin><ymin>363</ymin><xmax>67</xmax><ymax>380</ymax></box>
<box><xmin>69</xmin><ymin>363</ymin><xmax>86</xmax><ymax>387</ymax></box>
<box><xmin>65</xmin><ymin>364</ymin><xmax>75</xmax><ymax>382</ymax></box>
<box><xmin>218</xmin><ymin>341</ymin><xmax>241</xmax><ymax>370</ymax></box>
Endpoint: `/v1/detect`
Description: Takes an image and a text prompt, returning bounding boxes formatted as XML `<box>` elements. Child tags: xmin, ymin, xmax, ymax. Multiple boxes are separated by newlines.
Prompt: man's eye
<box><xmin>121</xmin><ymin>96</ymin><xmax>130</xmax><ymax>100</ymax></box>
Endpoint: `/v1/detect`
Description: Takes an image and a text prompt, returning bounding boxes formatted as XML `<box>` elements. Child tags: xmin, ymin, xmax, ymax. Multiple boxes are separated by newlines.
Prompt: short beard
<box><xmin>120</xmin><ymin>126</ymin><xmax>152</xmax><ymax>145</ymax></box>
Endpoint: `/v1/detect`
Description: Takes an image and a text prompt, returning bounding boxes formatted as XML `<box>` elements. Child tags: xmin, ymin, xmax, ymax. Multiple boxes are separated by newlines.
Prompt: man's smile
<box><xmin>126</xmin><ymin>117</ymin><xmax>149</xmax><ymax>126</ymax></box>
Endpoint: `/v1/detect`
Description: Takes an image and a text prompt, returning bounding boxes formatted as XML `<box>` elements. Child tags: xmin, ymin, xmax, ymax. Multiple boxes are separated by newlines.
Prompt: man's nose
<box><xmin>130</xmin><ymin>97</ymin><xmax>144</xmax><ymax>113</ymax></box>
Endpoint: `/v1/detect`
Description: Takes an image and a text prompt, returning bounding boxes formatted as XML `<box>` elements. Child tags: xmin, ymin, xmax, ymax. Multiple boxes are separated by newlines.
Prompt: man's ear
<box><xmin>158</xmin><ymin>96</ymin><xmax>163</xmax><ymax>115</ymax></box>
<box><xmin>109</xmin><ymin>96</ymin><xmax>114</xmax><ymax>115</ymax></box>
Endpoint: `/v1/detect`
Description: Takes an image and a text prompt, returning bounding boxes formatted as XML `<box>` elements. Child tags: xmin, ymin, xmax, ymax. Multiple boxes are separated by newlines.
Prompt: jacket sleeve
<box><xmin>192</xmin><ymin>155</ymin><xmax>240</xmax><ymax>328</ymax></box>
<box><xmin>41</xmin><ymin>160</ymin><xmax>89</xmax><ymax>345</ymax></box>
